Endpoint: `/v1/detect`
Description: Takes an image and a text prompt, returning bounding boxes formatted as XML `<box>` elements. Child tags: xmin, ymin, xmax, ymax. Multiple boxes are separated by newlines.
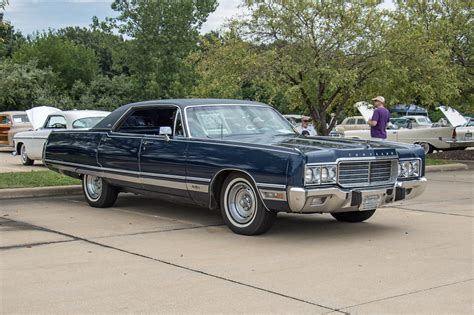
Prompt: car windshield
<box><xmin>417</xmin><ymin>117</ymin><xmax>432</xmax><ymax>125</ymax></box>
<box><xmin>186</xmin><ymin>105</ymin><xmax>295</xmax><ymax>138</ymax></box>
<box><xmin>72</xmin><ymin>117</ymin><xmax>105</xmax><ymax>129</ymax></box>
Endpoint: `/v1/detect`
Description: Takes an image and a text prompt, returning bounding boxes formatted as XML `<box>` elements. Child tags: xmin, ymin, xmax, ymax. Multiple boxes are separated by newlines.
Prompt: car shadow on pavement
<box><xmin>110</xmin><ymin>194</ymin><xmax>402</xmax><ymax>240</ymax></box>
<box><xmin>268</xmin><ymin>213</ymin><xmax>403</xmax><ymax>241</ymax></box>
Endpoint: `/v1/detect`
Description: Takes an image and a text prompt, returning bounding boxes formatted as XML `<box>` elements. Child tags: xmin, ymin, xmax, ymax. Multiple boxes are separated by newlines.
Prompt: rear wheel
<box><xmin>220</xmin><ymin>172</ymin><xmax>276</xmax><ymax>235</ymax></box>
<box><xmin>331</xmin><ymin>210</ymin><xmax>376</xmax><ymax>223</ymax></box>
<box><xmin>82</xmin><ymin>174</ymin><xmax>118</xmax><ymax>208</ymax></box>
<box><xmin>419</xmin><ymin>142</ymin><xmax>434</xmax><ymax>154</ymax></box>
<box><xmin>20</xmin><ymin>143</ymin><xmax>34</xmax><ymax>165</ymax></box>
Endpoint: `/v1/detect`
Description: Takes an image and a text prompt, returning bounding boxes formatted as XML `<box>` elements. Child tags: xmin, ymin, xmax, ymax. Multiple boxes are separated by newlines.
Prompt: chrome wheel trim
<box><xmin>224</xmin><ymin>178</ymin><xmax>258</xmax><ymax>228</ymax></box>
<box><xmin>20</xmin><ymin>144</ymin><xmax>28</xmax><ymax>163</ymax></box>
<box><xmin>84</xmin><ymin>175</ymin><xmax>102</xmax><ymax>201</ymax></box>
<box><xmin>420</xmin><ymin>143</ymin><xmax>430</xmax><ymax>154</ymax></box>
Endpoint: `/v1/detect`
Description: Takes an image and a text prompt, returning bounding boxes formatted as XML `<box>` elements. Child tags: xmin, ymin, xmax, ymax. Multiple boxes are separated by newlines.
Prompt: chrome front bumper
<box><xmin>288</xmin><ymin>178</ymin><xmax>427</xmax><ymax>213</ymax></box>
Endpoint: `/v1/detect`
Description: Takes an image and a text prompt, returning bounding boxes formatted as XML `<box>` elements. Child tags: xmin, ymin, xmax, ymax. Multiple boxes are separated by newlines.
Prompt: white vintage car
<box><xmin>13</xmin><ymin>109</ymin><xmax>110</xmax><ymax>165</ymax></box>
<box><xmin>335</xmin><ymin>116</ymin><xmax>369</xmax><ymax>133</ymax></box>
<box><xmin>437</xmin><ymin>106</ymin><xmax>473</xmax><ymax>145</ymax></box>
<box><xmin>341</xmin><ymin>102</ymin><xmax>473</xmax><ymax>154</ymax></box>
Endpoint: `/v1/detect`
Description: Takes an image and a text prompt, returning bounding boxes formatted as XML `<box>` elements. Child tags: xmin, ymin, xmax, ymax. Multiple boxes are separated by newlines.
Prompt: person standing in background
<box><xmin>368</xmin><ymin>96</ymin><xmax>390</xmax><ymax>140</ymax></box>
<box><xmin>296</xmin><ymin>116</ymin><xmax>317</xmax><ymax>136</ymax></box>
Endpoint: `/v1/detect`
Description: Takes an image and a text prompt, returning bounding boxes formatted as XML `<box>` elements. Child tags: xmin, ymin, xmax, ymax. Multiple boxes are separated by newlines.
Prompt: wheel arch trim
<box><xmin>208</xmin><ymin>168</ymin><xmax>287</xmax><ymax>211</ymax></box>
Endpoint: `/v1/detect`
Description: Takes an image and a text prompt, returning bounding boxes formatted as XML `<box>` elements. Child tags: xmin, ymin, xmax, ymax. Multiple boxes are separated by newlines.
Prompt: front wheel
<box><xmin>419</xmin><ymin>142</ymin><xmax>434</xmax><ymax>154</ymax></box>
<box><xmin>82</xmin><ymin>174</ymin><xmax>118</xmax><ymax>208</ymax></box>
<box><xmin>220</xmin><ymin>172</ymin><xmax>276</xmax><ymax>235</ymax></box>
<box><xmin>331</xmin><ymin>210</ymin><xmax>376</xmax><ymax>223</ymax></box>
<box><xmin>20</xmin><ymin>143</ymin><xmax>34</xmax><ymax>165</ymax></box>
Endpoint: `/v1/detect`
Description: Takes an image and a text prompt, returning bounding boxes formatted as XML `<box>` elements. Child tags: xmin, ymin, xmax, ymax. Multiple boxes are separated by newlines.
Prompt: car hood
<box><xmin>26</xmin><ymin>106</ymin><xmax>62</xmax><ymax>130</ymax></box>
<box><xmin>354</xmin><ymin>101</ymin><xmax>373</xmax><ymax>122</ymax></box>
<box><xmin>222</xmin><ymin>133</ymin><xmax>418</xmax><ymax>163</ymax></box>
<box><xmin>437</xmin><ymin>106</ymin><xmax>467</xmax><ymax>127</ymax></box>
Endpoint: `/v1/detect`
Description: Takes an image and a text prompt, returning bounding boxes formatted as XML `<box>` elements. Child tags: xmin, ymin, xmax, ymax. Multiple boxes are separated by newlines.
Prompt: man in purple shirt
<box><xmin>368</xmin><ymin>96</ymin><xmax>390</xmax><ymax>140</ymax></box>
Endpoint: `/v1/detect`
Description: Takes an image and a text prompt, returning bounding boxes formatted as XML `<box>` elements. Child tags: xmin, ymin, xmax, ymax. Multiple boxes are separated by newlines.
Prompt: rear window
<box><xmin>12</xmin><ymin>114</ymin><xmax>29</xmax><ymax>123</ymax></box>
<box><xmin>72</xmin><ymin>117</ymin><xmax>105</xmax><ymax>129</ymax></box>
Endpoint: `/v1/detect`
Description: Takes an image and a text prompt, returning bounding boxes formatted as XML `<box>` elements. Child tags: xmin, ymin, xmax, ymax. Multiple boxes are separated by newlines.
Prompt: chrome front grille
<box><xmin>338</xmin><ymin>159</ymin><xmax>397</xmax><ymax>187</ymax></box>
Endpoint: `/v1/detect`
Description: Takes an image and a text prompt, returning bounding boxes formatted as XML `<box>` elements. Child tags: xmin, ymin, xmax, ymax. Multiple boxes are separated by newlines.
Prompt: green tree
<box><xmin>191</xmin><ymin>31</ymin><xmax>289</xmax><ymax>111</ymax></box>
<box><xmin>359</xmin><ymin>0</ymin><xmax>472</xmax><ymax>114</ymax></box>
<box><xmin>0</xmin><ymin>60</ymin><xmax>60</xmax><ymax>111</ymax></box>
<box><xmin>235</xmin><ymin>1</ymin><xmax>387</xmax><ymax>135</ymax></box>
<box><xmin>70</xmin><ymin>74</ymin><xmax>136</xmax><ymax>111</ymax></box>
<box><xmin>103</xmin><ymin>0</ymin><xmax>218</xmax><ymax>99</ymax></box>
<box><xmin>57</xmin><ymin>26</ymin><xmax>129</xmax><ymax>77</ymax></box>
<box><xmin>0</xmin><ymin>21</ymin><xmax>24</xmax><ymax>59</ymax></box>
<box><xmin>12</xmin><ymin>33</ymin><xmax>99</xmax><ymax>90</ymax></box>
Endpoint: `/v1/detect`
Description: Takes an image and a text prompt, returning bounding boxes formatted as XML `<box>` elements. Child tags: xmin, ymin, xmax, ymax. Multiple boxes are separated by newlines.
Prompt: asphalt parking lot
<box><xmin>0</xmin><ymin>147</ymin><xmax>45</xmax><ymax>173</ymax></box>
<box><xmin>1</xmin><ymin>170</ymin><xmax>473</xmax><ymax>313</ymax></box>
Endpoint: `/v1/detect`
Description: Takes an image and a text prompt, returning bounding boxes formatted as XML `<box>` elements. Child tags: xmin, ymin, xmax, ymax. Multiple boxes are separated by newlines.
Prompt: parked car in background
<box><xmin>283</xmin><ymin>114</ymin><xmax>304</xmax><ymax>127</ymax></box>
<box><xmin>342</xmin><ymin>103</ymin><xmax>473</xmax><ymax>154</ymax></box>
<box><xmin>0</xmin><ymin>111</ymin><xmax>33</xmax><ymax>148</ymax></box>
<box><xmin>335</xmin><ymin>116</ymin><xmax>369</xmax><ymax>133</ymax></box>
<box><xmin>437</xmin><ymin>106</ymin><xmax>473</xmax><ymax>145</ymax></box>
<box><xmin>44</xmin><ymin>99</ymin><xmax>426</xmax><ymax>235</ymax></box>
<box><xmin>13</xmin><ymin>110</ymin><xmax>110</xmax><ymax>165</ymax></box>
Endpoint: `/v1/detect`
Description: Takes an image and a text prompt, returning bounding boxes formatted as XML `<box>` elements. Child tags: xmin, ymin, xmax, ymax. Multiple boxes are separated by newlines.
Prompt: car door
<box><xmin>0</xmin><ymin>114</ymin><xmax>11</xmax><ymax>145</ymax></box>
<box><xmin>27</xmin><ymin>115</ymin><xmax>65</xmax><ymax>160</ymax></box>
<box><xmin>138</xmin><ymin>106</ymin><xmax>190</xmax><ymax>197</ymax></box>
<box><xmin>97</xmin><ymin>117</ymin><xmax>142</xmax><ymax>189</ymax></box>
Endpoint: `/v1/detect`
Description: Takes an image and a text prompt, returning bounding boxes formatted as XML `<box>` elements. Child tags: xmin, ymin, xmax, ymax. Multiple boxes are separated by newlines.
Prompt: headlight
<box><xmin>305</xmin><ymin>165</ymin><xmax>337</xmax><ymax>185</ymax></box>
<box><xmin>398</xmin><ymin>159</ymin><xmax>421</xmax><ymax>178</ymax></box>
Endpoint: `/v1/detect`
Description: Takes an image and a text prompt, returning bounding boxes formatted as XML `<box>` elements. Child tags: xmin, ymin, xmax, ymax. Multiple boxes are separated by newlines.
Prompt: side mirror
<box><xmin>159</xmin><ymin>126</ymin><xmax>172</xmax><ymax>136</ymax></box>
<box><xmin>159</xmin><ymin>126</ymin><xmax>172</xmax><ymax>142</ymax></box>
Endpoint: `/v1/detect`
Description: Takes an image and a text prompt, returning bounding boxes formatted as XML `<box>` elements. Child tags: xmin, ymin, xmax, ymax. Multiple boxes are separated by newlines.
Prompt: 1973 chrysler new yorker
<box><xmin>44</xmin><ymin>99</ymin><xmax>427</xmax><ymax>235</ymax></box>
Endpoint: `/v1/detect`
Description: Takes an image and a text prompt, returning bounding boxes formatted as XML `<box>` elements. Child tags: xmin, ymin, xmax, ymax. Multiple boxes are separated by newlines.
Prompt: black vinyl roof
<box><xmin>93</xmin><ymin>98</ymin><xmax>268</xmax><ymax>130</ymax></box>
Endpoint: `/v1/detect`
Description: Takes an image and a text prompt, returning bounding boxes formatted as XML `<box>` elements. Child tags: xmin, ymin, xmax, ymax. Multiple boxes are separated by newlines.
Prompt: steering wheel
<box><xmin>51</xmin><ymin>123</ymin><xmax>66</xmax><ymax>129</ymax></box>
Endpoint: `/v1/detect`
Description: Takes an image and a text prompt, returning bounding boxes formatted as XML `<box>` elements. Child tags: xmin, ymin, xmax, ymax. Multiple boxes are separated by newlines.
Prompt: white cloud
<box><xmin>201</xmin><ymin>0</ymin><xmax>241</xmax><ymax>33</ymax></box>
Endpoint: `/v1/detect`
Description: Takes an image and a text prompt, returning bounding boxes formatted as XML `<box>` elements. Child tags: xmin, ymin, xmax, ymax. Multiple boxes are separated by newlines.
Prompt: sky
<box><xmin>2</xmin><ymin>0</ymin><xmax>395</xmax><ymax>36</ymax></box>
<box><xmin>2</xmin><ymin>0</ymin><xmax>241</xmax><ymax>35</ymax></box>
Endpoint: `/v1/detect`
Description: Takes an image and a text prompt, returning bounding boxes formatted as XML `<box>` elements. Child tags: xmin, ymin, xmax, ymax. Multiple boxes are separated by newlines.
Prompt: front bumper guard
<box><xmin>288</xmin><ymin>178</ymin><xmax>427</xmax><ymax>213</ymax></box>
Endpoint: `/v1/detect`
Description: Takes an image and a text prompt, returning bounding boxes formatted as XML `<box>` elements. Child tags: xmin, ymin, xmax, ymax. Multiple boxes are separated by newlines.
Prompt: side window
<box><xmin>0</xmin><ymin>115</ymin><xmax>11</xmax><ymax>124</ymax></box>
<box><xmin>357</xmin><ymin>119</ymin><xmax>366</xmax><ymax>125</ymax></box>
<box><xmin>174</xmin><ymin>111</ymin><xmax>185</xmax><ymax>137</ymax></box>
<box><xmin>117</xmin><ymin>107</ymin><xmax>178</xmax><ymax>136</ymax></box>
<box><xmin>346</xmin><ymin>118</ymin><xmax>355</xmax><ymax>125</ymax></box>
<box><xmin>45</xmin><ymin>116</ymin><xmax>67</xmax><ymax>129</ymax></box>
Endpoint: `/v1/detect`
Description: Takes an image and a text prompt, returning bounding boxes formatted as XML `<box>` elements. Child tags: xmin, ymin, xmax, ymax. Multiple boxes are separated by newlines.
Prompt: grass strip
<box><xmin>425</xmin><ymin>159</ymin><xmax>457</xmax><ymax>166</ymax></box>
<box><xmin>0</xmin><ymin>171</ymin><xmax>80</xmax><ymax>189</ymax></box>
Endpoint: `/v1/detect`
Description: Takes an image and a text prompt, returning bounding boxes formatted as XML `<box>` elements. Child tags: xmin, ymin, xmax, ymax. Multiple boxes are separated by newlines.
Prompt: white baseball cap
<box><xmin>372</xmin><ymin>96</ymin><xmax>385</xmax><ymax>103</ymax></box>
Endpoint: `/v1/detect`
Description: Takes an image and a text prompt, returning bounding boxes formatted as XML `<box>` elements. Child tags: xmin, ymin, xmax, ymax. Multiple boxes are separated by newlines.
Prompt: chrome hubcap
<box><xmin>85</xmin><ymin>175</ymin><xmax>102</xmax><ymax>200</ymax></box>
<box><xmin>227</xmin><ymin>181</ymin><xmax>257</xmax><ymax>225</ymax></box>
<box><xmin>21</xmin><ymin>145</ymin><xmax>27</xmax><ymax>162</ymax></box>
<box><xmin>421</xmin><ymin>143</ymin><xmax>429</xmax><ymax>154</ymax></box>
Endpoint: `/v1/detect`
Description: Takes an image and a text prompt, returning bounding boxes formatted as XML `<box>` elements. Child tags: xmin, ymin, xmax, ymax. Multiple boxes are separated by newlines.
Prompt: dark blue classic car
<box><xmin>44</xmin><ymin>99</ymin><xmax>427</xmax><ymax>235</ymax></box>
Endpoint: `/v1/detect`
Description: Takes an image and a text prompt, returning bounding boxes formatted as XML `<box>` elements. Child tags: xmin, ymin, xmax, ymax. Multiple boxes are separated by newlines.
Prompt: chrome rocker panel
<box><xmin>287</xmin><ymin>178</ymin><xmax>427</xmax><ymax>213</ymax></box>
